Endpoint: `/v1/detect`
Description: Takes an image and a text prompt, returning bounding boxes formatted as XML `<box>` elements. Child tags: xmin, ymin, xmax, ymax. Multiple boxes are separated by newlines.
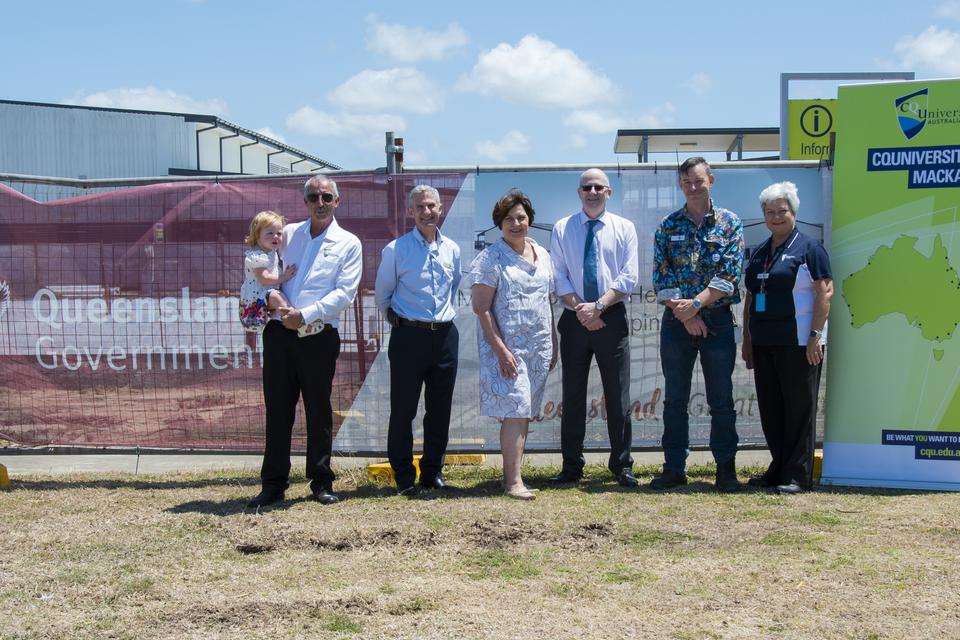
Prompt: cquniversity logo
<box><xmin>894</xmin><ymin>88</ymin><xmax>928</xmax><ymax>140</ymax></box>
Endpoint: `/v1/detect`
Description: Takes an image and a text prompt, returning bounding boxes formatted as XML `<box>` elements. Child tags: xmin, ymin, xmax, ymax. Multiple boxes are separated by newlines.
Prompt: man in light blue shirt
<box><xmin>375</xmin><ymin>185</ymin><xmax>461</xmax><ymax>496</ymax></box>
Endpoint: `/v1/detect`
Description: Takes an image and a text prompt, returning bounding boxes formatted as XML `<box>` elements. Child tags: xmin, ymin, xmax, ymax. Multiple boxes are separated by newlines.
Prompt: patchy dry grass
<box><xmin>1</xmin><ymin>463</ymin><xmax>959</xmax><ymax>639</ymax></box>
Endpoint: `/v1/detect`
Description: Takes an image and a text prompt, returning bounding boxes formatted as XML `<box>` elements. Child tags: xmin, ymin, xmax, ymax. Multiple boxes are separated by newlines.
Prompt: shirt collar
<box><xmin>681</xmin><ymin>201</ymin><xmax>716</xmax><ymax>227</ymax></box>
<box><xmin>298</xmin><ymin>217</ymin><xmax>343</xmax><ymax>242</ymax></box>
<box><xmin>577</xmin><ymin>210</ymin><xmax>607</xmax><ymax>225</ymax></box>
<box><xmin>412</xmin><ymin>227</ymin><xmax>445</xmax><ymax>247</ymax></box>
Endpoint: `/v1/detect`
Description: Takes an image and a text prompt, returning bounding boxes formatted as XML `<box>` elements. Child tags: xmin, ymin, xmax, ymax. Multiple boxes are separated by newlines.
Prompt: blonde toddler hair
<box><xmin>244</xmin><ymin>210</ymin><xmax>285</xmax><ymax>249</ymax></box>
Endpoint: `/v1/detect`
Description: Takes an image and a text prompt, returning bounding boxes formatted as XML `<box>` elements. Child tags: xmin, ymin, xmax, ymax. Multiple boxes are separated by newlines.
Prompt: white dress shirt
<box><xmin>550</xmin><ymin>209</ymin><xmax>639</xmax><ymax>309</ymax></box>
<box><xmin>279</xmin><ymin>218</ymin><xmax>362</xmax><ymax>330</ymax></box>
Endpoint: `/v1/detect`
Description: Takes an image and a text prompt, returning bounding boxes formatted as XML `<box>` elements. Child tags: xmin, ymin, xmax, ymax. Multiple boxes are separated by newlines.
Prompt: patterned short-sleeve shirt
<box><xmin>653</xmin><ymin>204</ymin><xmax>744</xmax><ymax>306</ymax></box>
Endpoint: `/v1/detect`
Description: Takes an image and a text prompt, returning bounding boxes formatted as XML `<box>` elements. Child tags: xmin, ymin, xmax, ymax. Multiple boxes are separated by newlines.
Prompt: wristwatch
<box><xmin>595</xmin><ymin>300</ymin><xmax>606</xmax><ymax>313</ymax></box>
<box><xmin>809</xmin><ymin>329</ymin><xmax>823</xmax><ymax>339</ymax></box>
<box><xmin>692</xmin><ymin>298</ymin><xmax>703</xmax><ymax>310</ymax></box>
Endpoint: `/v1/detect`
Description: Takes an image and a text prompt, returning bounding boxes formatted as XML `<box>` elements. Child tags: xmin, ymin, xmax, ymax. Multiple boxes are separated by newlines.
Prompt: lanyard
<box><xmin>759</xmin><ymin>231</ymin><xmax>798</xmax><ymax>293</ymax></box>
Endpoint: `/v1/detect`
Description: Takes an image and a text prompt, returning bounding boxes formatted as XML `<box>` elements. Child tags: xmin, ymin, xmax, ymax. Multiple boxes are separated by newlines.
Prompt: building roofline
<box><xmin>0</xmin><ymin>98</ymin><xmax>341</xmax><ymax>170</ymax></box>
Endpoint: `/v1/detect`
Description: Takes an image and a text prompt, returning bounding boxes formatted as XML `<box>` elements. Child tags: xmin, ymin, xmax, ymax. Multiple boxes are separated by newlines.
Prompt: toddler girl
<box><xmin>239</xmin><ymin>211</ymin><xmax>297</xmax><ymax>332</ymax></box>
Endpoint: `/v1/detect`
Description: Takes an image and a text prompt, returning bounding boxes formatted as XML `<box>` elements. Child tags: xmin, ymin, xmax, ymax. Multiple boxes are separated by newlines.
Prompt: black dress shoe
<box><xmin>419</xmin><ymin>475</ymin><xmax>451</xmax><ymax>490</ymax></box>
<box><xmin>776</xmin><ymin>481</ymin><xmax>803</xmax><ymax>495</ymax></box>
<box><xmin>747</xmin><ymin>474</ymin><xmax>778</xmax><ymax>488</ymax></box>
<box><xmin>649</xmin><ymin>469</ymin><xmax>688</xmax><ymax>490</ymax></box>
<box><xmin>397</xmin><ymin>484</ymin><xmax>420</xmax><ymax>498</ymax></box>
<box><xmin>617</xmin><ymin>469</ymin><xmax>639</xmax><ymax>488</ymax></box>
<box><xmin>311</xmin><ymin>488</ymin><xmax>340</xmax><ymax>505</ymax></box>
<box><xmin>246</xmin><ymin>489</ymin><xmax>285</xmax><ymax>509</ymax></box>
<box><xmin>548</xmin><ymin>471</ymin><xmax>582</xmax><ymax>485</ymax></box>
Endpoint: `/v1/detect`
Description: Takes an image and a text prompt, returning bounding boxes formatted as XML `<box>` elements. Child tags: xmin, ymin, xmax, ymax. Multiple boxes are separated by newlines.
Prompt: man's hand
<box><xmin>583</xmin><ymin>318</ymin><xmax>606</xmax><ymax>331</ymax></box>
<box><xmin>575</xmin><ymin>302</ymin><xmax>601</xmax><ymax>326</ymax></box>
<box><xmin>672</xmin><ymin>298</ymin><xmax>700</xmax><ymax>322</ymax></box>
<box><xmin>279</xmin><ymin>306</ymin><xmax>304</xmax><ymax>330</ymax></box>
<box><xmin>682</xmin><ymin>315</ymin><xmax>708</xmax><ymax>337</ymax></box>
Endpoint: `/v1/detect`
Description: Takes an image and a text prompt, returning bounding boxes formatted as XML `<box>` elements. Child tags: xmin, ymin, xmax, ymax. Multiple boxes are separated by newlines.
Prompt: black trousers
<box><xmin>260</xmin><ymin>320</ymin><xmax>340</xmax><ymax>492</ymax></box>
<box><xmin>558</xmin><ymin>304</ymin><xmax>633</xmax><ymax>476</ymax></box>
<box><xmin>752</xmin><ymin>344</ymin><xmax>822</xmax><ymax>487</ymax></box>
<box><xmin>387</xmin><ymin>323</ymin><xmax>459</xmax><ymax>489</ymax></box>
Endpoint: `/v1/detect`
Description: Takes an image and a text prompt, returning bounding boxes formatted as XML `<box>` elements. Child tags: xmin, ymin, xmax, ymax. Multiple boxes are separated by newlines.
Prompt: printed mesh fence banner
<box><xmin>0</xmin><ymin>165</ymin><xmax>829</xmax><ymax>453</ymax></box>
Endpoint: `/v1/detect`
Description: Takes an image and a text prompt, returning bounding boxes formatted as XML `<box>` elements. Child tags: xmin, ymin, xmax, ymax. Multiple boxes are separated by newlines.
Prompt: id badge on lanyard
<box><xmin>755</xmin><ymin>248</ymin><xmax>778</xmax><ymax>313</ymax></box>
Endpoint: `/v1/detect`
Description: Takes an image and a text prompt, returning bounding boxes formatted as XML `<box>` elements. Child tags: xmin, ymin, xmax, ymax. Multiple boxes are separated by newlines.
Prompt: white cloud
<box><xmin>936</xmin><ymin>1</ymin><xmax>960</xmax><ymax>19</ymax></box>
<box><xmin>285</xmin><ymin>106</ymin><xmax>406</xmax><ymax>147</ymax></box>
<box><xmin>894</xmin><ymin>25</ymin><xmax>960</xmax><ymax>74</ymax></box>
<box><xmin>328</xmin><ymin>68</ymin><xmax>443</xmax><ymax>115</ymax></box>
<box><xmin>255</xmin><ymin>127</ymin><xmax>286</xmax><ymax>144</ymax></box>
<box><xmin>403</xmin><ymin>149</ymin><xmax>428</xmax><ymax>164</ymax></box>
<box><xmin>568</xmin><ymin>133</ymin><xmax>589</xmax><ymax>150</ymax></box>
<box><xmin>457</xmin><ymin>35</ymin><xmax>617</xmax><ymax>109</ymax></box>
<box><xmin>365</xmin><ymin>15</ymin><xmax>469</xmax><ymax>62</ymax></box>
<box><xmin>64</xmin><ymin>86</ymin><xmax>227</xmax><ymax>115</ymax></box>
<box><xmin>562</xmin><ymin>103</ymin><xmax>676</xmax><ymax>134</ymax></box>
<box><xmin>474</xmin><ymin>130</ymin><xmax>531</xmax><ymax>162</ymax></box>
<box><xmin>681</xmin><ymin>72</ymin><xmax>712</xmax><ymax>95</ymax></box>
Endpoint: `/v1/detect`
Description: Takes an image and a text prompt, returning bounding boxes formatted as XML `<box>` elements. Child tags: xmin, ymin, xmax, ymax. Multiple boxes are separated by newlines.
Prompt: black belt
<box><xmin>397</xmin><ymin>317</ymin><xmax>453</xmax><ymax>331</ymax></box>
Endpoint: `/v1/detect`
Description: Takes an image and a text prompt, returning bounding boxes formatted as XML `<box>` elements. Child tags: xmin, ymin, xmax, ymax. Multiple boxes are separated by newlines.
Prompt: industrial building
<box><xmin>0</xmin><ymin>99</ymin><xmax>338</xmax><ymax>199</ymax></box>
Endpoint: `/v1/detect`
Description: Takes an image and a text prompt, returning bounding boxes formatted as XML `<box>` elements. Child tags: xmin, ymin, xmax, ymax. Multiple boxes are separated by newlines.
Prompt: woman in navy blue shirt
<box><xmin>742</xmin><ymin>181</ymin><xmax>833</xmax><ymax>494</ymax></box>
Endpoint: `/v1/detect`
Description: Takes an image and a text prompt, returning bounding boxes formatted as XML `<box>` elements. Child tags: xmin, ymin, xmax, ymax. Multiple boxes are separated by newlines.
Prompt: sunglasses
<box><xmin>580</xmin><ymin>184</ymin><xmax>607</xmax><ymax>192</ymax></box>
<box><xmin>306</xmin><ymin>192</ymin><xmax>335</xmax><ymax>204</ymax></box>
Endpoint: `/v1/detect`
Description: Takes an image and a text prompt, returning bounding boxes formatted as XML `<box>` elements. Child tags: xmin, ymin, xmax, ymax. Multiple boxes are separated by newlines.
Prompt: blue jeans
<box><xmin>659</xmin><ymin>306</ymin><xmax>738</xmax><ymax>473</ymax></box>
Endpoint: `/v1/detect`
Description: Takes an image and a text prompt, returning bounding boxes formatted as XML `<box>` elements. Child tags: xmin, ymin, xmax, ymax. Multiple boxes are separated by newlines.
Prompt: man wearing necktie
<box><xmin>549</xmin><ymin>168</ymin><xmax>640</xmax><ymax>487</ymax></box>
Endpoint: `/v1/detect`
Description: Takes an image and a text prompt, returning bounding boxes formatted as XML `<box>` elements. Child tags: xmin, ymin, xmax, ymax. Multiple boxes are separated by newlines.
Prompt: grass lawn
<box><xmin>1</xmin><ymin>463</ymin><xmax>958</xmax><ymax>639</ymax></box>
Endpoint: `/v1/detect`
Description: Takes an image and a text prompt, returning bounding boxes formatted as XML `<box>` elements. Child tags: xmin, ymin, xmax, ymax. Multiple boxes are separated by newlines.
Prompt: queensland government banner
<box><xmin>823</xmin><ymin>78</ymin><xmax>960</xmax><ymax>489</ymax></box>
<box><xmin>0</xmin><ymin>165</ymin><xmax>828</xmax><ymax>453</ymax></box>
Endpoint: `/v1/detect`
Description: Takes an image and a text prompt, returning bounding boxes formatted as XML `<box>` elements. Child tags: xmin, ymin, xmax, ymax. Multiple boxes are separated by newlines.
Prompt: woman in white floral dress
<box><xmin>469</xmin><ymin>190</ymin><xmax>558</xmax><ymax>499</ymax></box>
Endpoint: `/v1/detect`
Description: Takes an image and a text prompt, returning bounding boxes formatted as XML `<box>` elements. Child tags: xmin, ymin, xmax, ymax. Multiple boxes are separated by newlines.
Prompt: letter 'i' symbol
<box><xmin>813</xmin><ymin>109</ymin><xmax>820</xmax><ymax>133</ymax></box>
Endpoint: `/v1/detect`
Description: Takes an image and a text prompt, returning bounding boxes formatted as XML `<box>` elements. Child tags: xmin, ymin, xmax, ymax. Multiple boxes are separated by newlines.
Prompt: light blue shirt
<box><xmin>374</xmin><ymin>228</ymin><xmax>462</xmax><ymax>322</ymax></box>
<box><xmin>550</xmin><ymin>209</ymin><xmax>639</xmax><ymax>310</ymax></box>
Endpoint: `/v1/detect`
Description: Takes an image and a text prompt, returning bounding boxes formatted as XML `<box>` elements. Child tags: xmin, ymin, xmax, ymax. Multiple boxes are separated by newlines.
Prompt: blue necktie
<box><xmin>583</xmin><ymin>219</ymin><xmax>600</xmax><ymax>302</ymax></box>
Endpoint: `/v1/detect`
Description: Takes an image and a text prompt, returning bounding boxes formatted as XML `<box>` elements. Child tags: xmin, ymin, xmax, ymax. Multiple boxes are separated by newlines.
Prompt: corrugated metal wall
<box><xmin>0</xmin><ymin>103</ymin><xmax>195</xmax><ymax>180</ymax></box>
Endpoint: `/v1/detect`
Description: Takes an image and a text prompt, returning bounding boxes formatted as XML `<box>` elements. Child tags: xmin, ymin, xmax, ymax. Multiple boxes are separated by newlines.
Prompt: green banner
<box><xmin>823</xmin><ymin>79</ymin><xmax>960</xmax><ymax>489</ymax></box>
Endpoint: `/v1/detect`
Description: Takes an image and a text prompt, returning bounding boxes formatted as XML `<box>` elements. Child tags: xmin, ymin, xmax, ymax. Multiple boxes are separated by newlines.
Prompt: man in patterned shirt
<box><xmin>651</xmin><ymin>157</ymin><xmax>745</xmax><ymax>492</ymax></box>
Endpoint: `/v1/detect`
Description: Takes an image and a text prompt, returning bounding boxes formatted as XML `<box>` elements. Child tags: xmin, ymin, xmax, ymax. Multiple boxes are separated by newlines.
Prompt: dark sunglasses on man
<box><xmin>580</xmin><ymin>184</ymin><xmax>607</xmax><ymax>192</ymax></box>
<box><xmin>306</xmin><ymin>192</ymin><xmax>335</xmax><ymax>203</ymax></box>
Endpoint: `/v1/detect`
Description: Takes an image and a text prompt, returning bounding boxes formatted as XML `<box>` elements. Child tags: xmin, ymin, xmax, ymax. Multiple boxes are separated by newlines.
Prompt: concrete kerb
<box><xmin>0</xmin><ymin>450</ymin><xmax>773</xmax><ymax>477</ymax></box>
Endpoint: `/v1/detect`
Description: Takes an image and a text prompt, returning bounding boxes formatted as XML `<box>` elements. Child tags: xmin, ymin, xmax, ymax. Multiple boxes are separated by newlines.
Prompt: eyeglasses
<box><xmin>580</xmin><ymin>184</ymin><xmax>607</xmax><ymax>192</ymax></box>
<box><xmin>306</xmin><ymin>192</ymin><xmax>335</xmax><ymax>203</ymax></box>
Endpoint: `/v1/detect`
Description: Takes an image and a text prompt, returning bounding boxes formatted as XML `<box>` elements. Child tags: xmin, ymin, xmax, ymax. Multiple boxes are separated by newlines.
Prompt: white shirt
<box><xmin>550</xmin><ymin>209</ymin><xmax>639</xmax><ymax>309</ymax></box>
<box><xmin>279</xmin><ymin>218</ymin><xmax>362</xmax><ymax>330</ymax></box>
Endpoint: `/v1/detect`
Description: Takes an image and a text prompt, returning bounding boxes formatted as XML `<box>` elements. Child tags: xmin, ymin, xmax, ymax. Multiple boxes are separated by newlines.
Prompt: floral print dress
<box><xmin>239</xmin><ymin>248</ymin><xmax>278</xmax><ymax>332</ymax></box>
<box><xmin>469</xmin><ymin>238</ymin><xmax>554</xmax><ymax>419</ymax></box>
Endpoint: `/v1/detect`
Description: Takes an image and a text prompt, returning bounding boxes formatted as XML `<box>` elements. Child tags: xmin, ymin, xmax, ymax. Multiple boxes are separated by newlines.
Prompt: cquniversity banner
<box><xmin>823</xmin><ymin>78</ymin><xmax>960</xmax><ymax>489</ymax></box>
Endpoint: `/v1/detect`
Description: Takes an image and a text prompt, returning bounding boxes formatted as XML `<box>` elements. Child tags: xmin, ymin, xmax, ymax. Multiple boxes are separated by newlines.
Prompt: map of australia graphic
<box><xmin>843</xmin><ymin>234</ymin><xmax>960</xmax><ymax>428</ymax></box>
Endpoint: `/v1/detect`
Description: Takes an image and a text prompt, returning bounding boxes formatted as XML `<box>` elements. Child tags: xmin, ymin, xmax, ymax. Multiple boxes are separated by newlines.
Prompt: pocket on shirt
<box><xmin>313</xmin><ymin>253</ymin><xmax>341</xmax><ymax>278</ymax></box>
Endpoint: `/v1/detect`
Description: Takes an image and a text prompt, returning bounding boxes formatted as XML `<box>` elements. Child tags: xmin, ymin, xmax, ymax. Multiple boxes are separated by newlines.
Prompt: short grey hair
<box><xmin>407</xmin><ymin>184</ymin><xmax>440</xmax><ymax>207</ymax></box>
<box><xmin>759</xmin><ymin>181</ymin><xmax>799</xmax><ymax>214</ymax></box>
<box><xmin>303</xmin><ymin>175</ymin><xmax>339</xmax><ymax>199</ymax></box>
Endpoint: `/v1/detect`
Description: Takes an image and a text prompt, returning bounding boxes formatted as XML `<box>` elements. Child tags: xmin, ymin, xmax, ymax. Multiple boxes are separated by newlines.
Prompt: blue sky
<box><xmin>3</xmin><ymin>0</ymin><xmax>960</xmax><ymax>169</ymax></box>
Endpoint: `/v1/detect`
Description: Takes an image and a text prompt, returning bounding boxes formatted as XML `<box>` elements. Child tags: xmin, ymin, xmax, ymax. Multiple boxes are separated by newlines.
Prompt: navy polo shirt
<box><xmin>745</xmin><ymin>229</ymin><xmax>832</xmax><ymax>346</ymax></box>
